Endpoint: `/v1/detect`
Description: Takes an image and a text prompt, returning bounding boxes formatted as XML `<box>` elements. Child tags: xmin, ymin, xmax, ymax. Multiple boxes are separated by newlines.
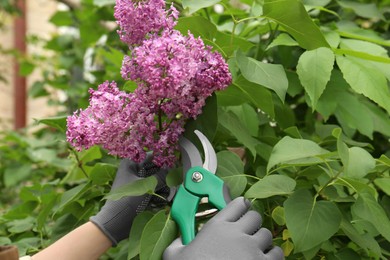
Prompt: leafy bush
<box><xmin>1</xmin><ymin>0</ymin><xmax>390</xmax><ymax>259</ymax></box>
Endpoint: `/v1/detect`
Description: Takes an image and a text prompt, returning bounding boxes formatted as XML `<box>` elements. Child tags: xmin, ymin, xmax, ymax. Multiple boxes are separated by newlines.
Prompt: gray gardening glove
<box><xmin>90</xmin><ymin>154</ymin><xmax>168</xmax><ymax>246</ymax></box>
<box><xmin>163</xmin><ymin>197</ymin><xmax>284</xmax><ymax>260</ymax></box>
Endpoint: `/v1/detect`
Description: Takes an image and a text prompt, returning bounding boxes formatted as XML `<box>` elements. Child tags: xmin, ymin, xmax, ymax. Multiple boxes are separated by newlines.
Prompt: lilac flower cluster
<box><xmin>114</xmin><ymin>0</ymin><xmax>178</xmax><ymax>46</ymax></box>
<box><xmin>67</xmin><ymin>81</ymin><xmax>159</xmax><ymax>163</ymax></box>
<box><xmin>66</xmin><ymin>0</ymin><xmax>231</xmax><ymax>167</ymax></box>
<box><xmin>122</xmin><ymin>30</ymin><xmax>232</xmax><ymax>119</ymax></box>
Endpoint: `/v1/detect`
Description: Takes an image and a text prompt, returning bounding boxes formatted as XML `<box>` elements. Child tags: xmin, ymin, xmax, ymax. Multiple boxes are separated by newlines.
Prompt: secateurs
<box><xmin>171</xmin><ymin>130</ymin><xmax>231</xmax><ymax>245</ymax></box>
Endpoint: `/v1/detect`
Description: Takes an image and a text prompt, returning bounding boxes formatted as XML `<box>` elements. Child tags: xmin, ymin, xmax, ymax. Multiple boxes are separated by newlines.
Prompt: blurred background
<box><xmin>0</xmin><ymin>0</ymin><xmax>64</xmax><ymax>131</ymax></box>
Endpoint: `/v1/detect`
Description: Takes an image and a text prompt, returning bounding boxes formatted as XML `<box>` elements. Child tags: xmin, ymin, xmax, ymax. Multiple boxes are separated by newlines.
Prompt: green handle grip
<box><xmin>171</xmin><ymin>185</ymin><xmax>200</xmax><ymax>245</ymax></box>
<box><xmin>171</xmin><ymin>166</ymin><xmax>231</xmax><ymax>245</ymax></box>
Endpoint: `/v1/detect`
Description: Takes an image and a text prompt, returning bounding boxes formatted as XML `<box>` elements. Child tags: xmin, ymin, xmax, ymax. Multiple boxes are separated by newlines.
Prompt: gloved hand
<box><xmin>163</xmin><ymin>197</ymin><xmax>284</xmax><ymax>260</ymax></box>
<box><xmin>90</xmin><ymin>154</ymin><xmax>168</xmax><ymax>246</ymax></box>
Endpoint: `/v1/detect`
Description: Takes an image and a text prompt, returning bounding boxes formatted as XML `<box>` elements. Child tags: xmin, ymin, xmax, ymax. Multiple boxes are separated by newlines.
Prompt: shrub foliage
<box><xmin>1</xmin><ymin>0</ymin><xmax>390</xmax><ymax>259</ymax></box>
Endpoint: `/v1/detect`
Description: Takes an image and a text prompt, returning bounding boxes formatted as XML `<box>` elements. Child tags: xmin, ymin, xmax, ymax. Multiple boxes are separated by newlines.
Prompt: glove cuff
<box><xmin>90</xmin><ymin>194</ymin><xmax>151</xmax><ymax>247</ymax></box>
<box><xmin>90</xmin><ymin>217</ymin><xmax>119</xmax><ymax>246</ymax></box>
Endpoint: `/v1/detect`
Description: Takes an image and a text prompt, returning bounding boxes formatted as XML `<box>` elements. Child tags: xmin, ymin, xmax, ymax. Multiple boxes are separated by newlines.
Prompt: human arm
<box><xmin>31</xmin><ymin>221</ymin><xmax>111</xmax><ymax>260</ymax></box>
<box><xmin>30</xmin><ymin>155</ymin><xmax>167</xmax><ymax>260</ymax></box>
<box><xmin>164</xmin><ymin>197</ymin><xmax>284</xmax><ymax>260</ymax></box>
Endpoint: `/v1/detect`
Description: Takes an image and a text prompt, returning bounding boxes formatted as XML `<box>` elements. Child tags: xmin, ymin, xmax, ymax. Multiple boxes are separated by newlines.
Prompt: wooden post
<box><xmin>13</xmin><ymin>0</ymin><xmax>27</xmax><ymax>129</ymax></box>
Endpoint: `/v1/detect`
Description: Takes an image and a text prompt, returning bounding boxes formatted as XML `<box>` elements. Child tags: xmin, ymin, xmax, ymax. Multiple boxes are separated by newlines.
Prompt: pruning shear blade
<box><xmin>194</xmin><ymin>130</ymin><xmax>217</xmax><ymax>174</ymax></box>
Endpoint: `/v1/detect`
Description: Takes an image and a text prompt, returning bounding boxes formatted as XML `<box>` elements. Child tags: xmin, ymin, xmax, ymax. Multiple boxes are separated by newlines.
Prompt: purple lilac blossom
<box><xmin>67</xmin><ymin>81</ymin><xmax>186</xmax><ymax>167</ymax></box>
<box><xmin>121</xmin><ymin>29</ymin><xmax>232</xmax><ymax>119</ymax></box>
<box><xmin>67</xmin><ymin>1</ymin><xmax>232</xmax><ymax>168</ymax></box>
<box><xmin>114</xmin><ymin>0</ymin><xmax>178</xmax><ymax>46</ymax></box>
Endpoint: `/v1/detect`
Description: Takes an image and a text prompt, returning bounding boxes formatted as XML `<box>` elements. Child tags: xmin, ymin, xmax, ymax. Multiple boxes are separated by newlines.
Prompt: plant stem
<box><xmin>316</xmin><ymin>168</ymin><xmax>343</xmax><ymax>196</ymax></box>
<box><xmin>151</xmin><ymin>192</ymin><xmax>167</xmax><ymax>201</ymax></box>
<box><xmin>233</xmin><ymin>174</ymin><xmax>261</xmax><ymax>181</ymax></box>
<box><xmin>68</xmin><ymin>145</ymin><xmax>89</xmax><ymax>179</ymax></box>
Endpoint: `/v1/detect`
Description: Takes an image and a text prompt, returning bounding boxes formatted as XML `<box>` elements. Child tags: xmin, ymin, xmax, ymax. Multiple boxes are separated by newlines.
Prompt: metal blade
<box><xmin>179</xmin><ymin>136</ymin><xmax>202</xmax><ymax>175</ymax></box>
<box><xmin>194</xmin><ymin>130</ymin><xmax>217</xmax><ymax>174</ymax></box>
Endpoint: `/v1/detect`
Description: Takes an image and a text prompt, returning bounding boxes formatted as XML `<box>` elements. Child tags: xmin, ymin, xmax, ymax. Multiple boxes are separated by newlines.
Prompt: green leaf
<box><xmin>36</xmin><ymin>115</ymin><xmax>67</xmax><ymax>132</ymax></box>
<box><xmin>27</xmin><ymin>148</ymin><xmax>69</xmax><ymax>170</ymax></box>
<box><xmin>63</xmin><ymin>146</ymin><xmax>102</xmax><ymax>184</ymax></box>
<box><xmin>89</xmin><ymin>163</ymin><xmax>116</xmax><ymax>185</ymax></box>
<box><xmin>176</xmin><ymin>16</ymin><xmax>217</xmax><ymax>40</ymax></box>
<box><xmin>316</xmin><ymin>71</ymin><xmax>345</xmax><ymax>120</ymax></box>
<box><xmin>267</xmin><ymin>33</ymin><xmax>298</xmax><ymax>50</ymax></box>
<box><xmin>216</xmin><ymin>151</ymin><xmax>247</xmax><ymax>198</ymax></box>
<box><xmin>333</xmin><ymin>128</ymin><xmax>349</xmax><ymax>169</ymax></box>
<box><xmin>344</xmin><ymin>147</ymin><xmax>375</xmax><ymax>179</ymax></box>
<box><xmin>29</xmin><ymin>81</ymin><xmax>49</xmax><ymax>98</ymax></box>
<box><xmin>49</xmin><ymin>11</ymin><xmax>74</xmax><ymax>26</ymax></box>
<box><xmin>317</xmin><ymin>71</ymin><xmax>375</xmax><ymax>138</ymax></box>
<box><xmin>14</xmin><ymin>237</ymin><xmax>40</xmax><ymax>256</ymax></box>
<box><xmin>335</xmin><ymin>177</ymin><xmax>376</xmax><ymax>196</ymax></box>
<box><xmin>337</xmin><ymin>38</ymin><xmax>390</xmax><ymax>63</ymax></box>
<box><xmin>3</xmin><ymin>201</ymin><xmax>38</xmax><ymax>220</ymax></box>
<box><xmin>323</xmin><ymin>29</ymin><xmax>341</xmax><ymax>48</ymax></box>
<box><xmin>175</xmin><ymin>16</ymin><xmax>217</xmax><ymax>41</ymax></box>
<box><xmin>166</xmin><ymin>167</ymin><xmax>183</xmax><ymax>188</ymax></box>
<box><xmin>272</xmin><ymin>206</ymin><xmax>286</xmax><ymax>226</ymax></box>
<box><xmin>98</xmin><ymin>46</ymin><xmax>124</xmax><ymax>68</ymax></box>
<box><xmin>215</xmin><ymin>31</ymin><xmax>254</xmax><ymax>57</ymax></box>
<box><xmin>363</xmin><ymin>99</ymin><xmax>390</xmax><ymax>137</ymax></box>
<box><xmin>123</xmin><ymin>80</ymin><xmax>138</xmax><ymax>92</ymax></box>
<box><xmin>374</xmin><ymin>178</ymin><xmax>390</xmax><ymax>196</ymax></box>
<box><xmin>334</xmin><ymin>48</ymin><xmax>390</xmax><ymax>63</ymax></box>
<box><xmin>227</xmin><ymin>104</ymin><xmax>259</xmax><ymax>137</ymax></box>
<box><xmin>0</xmin><ymin>237</ymin><xmax>11</xmax><ymax>245</ymax></box>
<box><xmin>231</xmin><ymin>76</ymin><xmax>275</xmax><ymax>118</ymax></box>
<box><xmin>7</xmin><ymin>217</ymin><xmax>35</xmax><ymax>233</ymax></box>
<box><xmin>4</xmin><ymin>164</ymin><xmax>32</xmax><ymax>187</ymax></box>
<box><xmin>351</xmin><ymin>191</ymin><xmax>390</xmax><ymax>242</ymax></box>
<box><xmin>273</xmin><ymin>97</ymin><xmax>296</xmax><ymax>129</ymax></box>
<box><xmin>104</xmin><ymin>176</ymin><xmax>158</xmax><ymax>201</ymax></box>
<box><xmin>338</xmin><ymin>1</ymin><xmax>384</xmax><ymax>20</ymax></box>
<box><xmin>140</xmin><ymin>211</ymin><xmax>177</xmax><ymax>260</ymax></box>
<box><xmin>286</xmin><ymin>70</ymin><xmax>303</xmax><ymax>97</ymax></box>
<box><xmin>37</xmin><ymin>196</ymin><xmax>58</xmax><ymax>231</ymax></box>
<box><xmin>176</xmin><ymin>17</ymin><xmax>254</xmax><ymax>57</ymax></box>
<box><xmin>296</xmin><ymin>47</ymin><xmax>334</xmax><ymax>108</ymax></box>
<box><xmin>182</xmin><ymin>0</ymin><xmax>221</xmax><ymax>14</ymax></box>
<box><xmin>128</xmin><ymin>211</ymin><xmax>154</xmax><ymax>260</ymax></box>
<box><xmin>218</xmin><ymin>109</ymin><xmax>259</xmax><ymax>158</ymax></box>
<box><xmin>263</xmin><ymin>0</ymin><xmax>329</xmax><ymax>50</ymax></box>
<box><xmin>284</xmin><ymin>189</ymin><xmax>342</xmax><ymax>252</ymax></box>
<box><xmin>267</xmin><ymin>136</ymin><xmax>329</xmax><ymax>172</ymax></box>
<box><xmin>93</xmin><ymin>0</ymin><xmax>115</xmax><ymax>7</ymax></box>
<box><xmin>378</xmin><ymin>155</ymin><xmax>390</xmax><ymax>167</ymax></box>
<box><xmin>336</xmin><ymin>55</ymin><xmax>390</xmax><ymax>115</ymax></box>
<box><xmin>340</xmin><ymin>217</ymin><xmax>382</xmax><ymax>257</ymax></box>
<box><xmin>335</xmin><ymin>21</ymin><xmax>390</xmax><ymax>47</ymax></box>
<box><xmin>337</xmin><ymin>38</ymin><xmax>390</xmax><ymax>82</ymax></box>
<box><xmin>56</xmin><ymin>182</ymin><xmax>89</xmax><ymax>213</ymax></box>
<box><xmin>245</xmin><ymin>175</ymin><xmax>296</xmax><ymax>199</ymax></box>
<box><xmin>303</xmin><ymin>0</ymin><xmax>331</xmax><ymax>6</ymax></box>
<box><xmin>236</xmin><ymin>50</ymin><xmax>288</xmax><ymax>102</ymax></box>
<box><xmin>184</xmin><ymin>94</ymin><xmax>217</xmax><ymax>144</ymax></box>
<box><xmin>217</xmin><ymin>83</ymin><xmax>248</xmax><ymax>107</ymax></box>
<box><xmin>19</xmin><ymin>61</ymin><xmax>35</xmax><ymax>76</ymax></box>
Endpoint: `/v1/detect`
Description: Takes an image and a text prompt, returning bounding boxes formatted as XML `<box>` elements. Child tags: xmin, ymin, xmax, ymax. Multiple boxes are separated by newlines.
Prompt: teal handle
<box><xmin>171</xmin><ymin>166</ymin><xmax>231</xmax><ymax>245</ymax></box>
<box><xmin>171</xmin><ymin>185</ymin><xmax>200</xmax><ymax>245</ymax></box>
<box><xmin>185</xmin><ymin>166</ymin><xmax>229</xmax><ymax>210</ymax></box>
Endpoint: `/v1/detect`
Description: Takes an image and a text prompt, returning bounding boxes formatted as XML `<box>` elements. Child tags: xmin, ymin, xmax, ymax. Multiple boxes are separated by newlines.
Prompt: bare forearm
<box><xmin>32</xmin><ymin>222</ymin><xmax>112</xmax><ymax>260</ymax></box>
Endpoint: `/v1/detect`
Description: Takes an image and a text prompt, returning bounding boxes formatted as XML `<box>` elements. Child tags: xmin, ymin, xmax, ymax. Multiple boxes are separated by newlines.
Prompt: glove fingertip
<box><xmin>163</xmin><ymin>237</ymin><xmax>184</xmax><ymax>260</ymax></box>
